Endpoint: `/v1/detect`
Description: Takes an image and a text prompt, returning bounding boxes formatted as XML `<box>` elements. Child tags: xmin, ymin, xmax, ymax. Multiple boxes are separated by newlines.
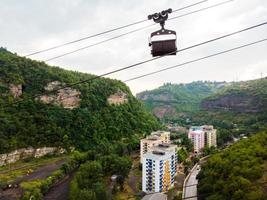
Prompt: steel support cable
<box><xmin>45</xmin><ymin>24</ymin><xmax>156</xmax><ymax>61</ymax></box>
<box><xmin>172</xmin><ymin>0</ymin><xmax>208</xmax><ymax>12</ymax></box>
<box><xmin>26</xmin><ymin>38</ymin><xmax>267</xmax><ymax>107</ymax></box>
<box><xmin>9</xmin><ymin>21</ymin><xmax>267</xmax><ymax>106</ymax></box>
<box><xmin>168</xmin><ymin>0</ymin><xmax>235</xmax><ymax>21</ymax></box>
<box><xmin>45</xmin><ymin>0</ymin><xmax>234</xmax><ymax>62</ymax></box>
<box><xmin>124</xmin><ymin>38</ymin><xmax>267</xmax><ymax>82</ymax></box>
<box><xmin>25</xmin><ymin>0</ymin><xmax>209</xmax><ymax>57</ymax></box>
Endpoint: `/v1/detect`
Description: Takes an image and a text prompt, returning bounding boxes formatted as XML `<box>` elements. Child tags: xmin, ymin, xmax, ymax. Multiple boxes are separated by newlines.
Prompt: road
<box><xmin>0</xmin><ymin>159</ymin><xmax>66</xmax><ymax>200</ymax></box>
<box><xmin>184</xmin><ymin>165</ymin><xmax>200</xmax><ymax>200</ymax></box>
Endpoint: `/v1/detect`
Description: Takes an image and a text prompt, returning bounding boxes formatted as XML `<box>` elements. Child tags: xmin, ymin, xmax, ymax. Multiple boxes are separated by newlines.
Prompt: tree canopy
<box><xmin>197</xmin><ymin>131</ymin><xmax>267</xmax><ymax>200</ymax></box>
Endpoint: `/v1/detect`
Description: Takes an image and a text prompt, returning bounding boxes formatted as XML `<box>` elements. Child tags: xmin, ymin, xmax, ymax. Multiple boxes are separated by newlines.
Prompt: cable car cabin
<box><xmin>149</xmin><ymin>29</ymin><xmax>177</xmax><ymax>57</ymax></box>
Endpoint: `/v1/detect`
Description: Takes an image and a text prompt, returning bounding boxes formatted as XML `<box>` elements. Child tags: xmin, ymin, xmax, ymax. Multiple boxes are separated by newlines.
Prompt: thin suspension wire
<box><xmin>169</xmin><ymin>0</ymin><xmax>235</xmax><ymax>21</ymax></box>
<box><xmin>10</xmin><ymin>21</ymin><xmax>267</xmax><ymax>106</ymax></box>
<box><xmin>45</xmin><ymin>0</ymin><xmax>235</xmax><ymax>62</ymax></box>
<box><xmin>31</xmin><ymin>38</ymin><xmax>267</xmax><ymax>107</ymax></box>
<box><xmin>124</xmin><ymin>39</ymin><xmax>267</xmax><ymax>82</ymax></box>
<box><xmin>45</xmin><ymin>24</ymin><xmax>156</xmax><ymax>61</ymax></box>
<box><xmin>25</xmin><ymin>0</ymin><xmax>209</xmax><ymax>57</ymax></box>
<box><xmin>172</xmin><ymin>0</ymin><xmax>208</xmax><ymax>12</ymax></box>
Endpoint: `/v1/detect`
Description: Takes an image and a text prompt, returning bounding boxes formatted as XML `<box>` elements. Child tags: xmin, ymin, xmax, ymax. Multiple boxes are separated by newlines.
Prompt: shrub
<box><xmin>20</xmin><ymin>180</ymin><xmax>43</xmax><ymax>200</ymax></box>
<box><xmin>0</xmin><ymin>179</ymin><xmax>7</xmax><ymax>190</ymax></box>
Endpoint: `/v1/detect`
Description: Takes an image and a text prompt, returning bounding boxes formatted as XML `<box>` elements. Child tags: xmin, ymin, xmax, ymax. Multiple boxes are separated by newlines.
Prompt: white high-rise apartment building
<box><xmin>140</xmin><ymin>135</ymin><xmax>162</xmax><ymax>163</ymax></box>
<box><xmin>140</xmin><ymin>131</ymin><xmax>171</xmax><ymax>163</ymax></box>
<box><xmin>142</xmin><ymin>150</ymin><xmax>176</xmax><ymax>193</ymax></box>
<box><xmin>151</xmin><ymin>131</ymin><xmax>170</xmax><ymax>144</ymax></box>
<box><xmin>152</xmin><ymin>143</ymin><xmax>178</xmax><ymax>174</ymax></box>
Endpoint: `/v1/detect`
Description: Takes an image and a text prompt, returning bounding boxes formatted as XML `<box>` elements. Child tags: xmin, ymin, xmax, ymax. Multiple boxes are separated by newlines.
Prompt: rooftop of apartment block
<box><xmin>143</xmin><ymin>150</ymin><xmax>174</xmax><ymax>161</ymax></box>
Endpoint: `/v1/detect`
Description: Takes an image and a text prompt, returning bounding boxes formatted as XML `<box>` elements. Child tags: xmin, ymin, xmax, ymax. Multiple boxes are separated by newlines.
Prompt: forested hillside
<box><xmin>202</xmin><ymin>78</ymin><xmax>267</xmax><ymax>113</ymax></box>
<box><xmin>197</xmin><ymin>131</ymin><xmax>267</xmax><ymax>200</ymax></box>
<box><xmin>137</xmin><ymin>78</ymin><xmax>267</xmax><ymax>146</ymax></box>
<box><xmin>0</xmin><ymin>48</ymin><xmax>160</xmax><ymax>154</ymax></box>
<box><xmin>136</xmin><ymin>81</ymin><xmax>226</xmax><ymax>119</ymax></box>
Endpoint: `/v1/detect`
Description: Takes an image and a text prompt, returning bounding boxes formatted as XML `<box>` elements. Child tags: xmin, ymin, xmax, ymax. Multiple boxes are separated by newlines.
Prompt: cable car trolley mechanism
<box><xmin>148</xmin><ymin>8</ymin><xmax>177</xmax><ymax>57</ymax></box>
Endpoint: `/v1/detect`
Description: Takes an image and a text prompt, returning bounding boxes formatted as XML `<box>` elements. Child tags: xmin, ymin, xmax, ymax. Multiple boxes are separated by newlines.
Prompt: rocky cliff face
<box><xmin>201</xmin><ymin>94</ymin><xmax>267</xmax><ymax>113</ymax></box>
<box><xmin>152</xmin><ymin>105</ymin><xmax>177</xmax><ymax>119</ymax></box>
<box><xmin>201</xmin><ymin>79</ymin><xmax>267</xmax><ymax>113</ymax></box>
<box><xmin>107</xmin><ymin>90</ymin><xmax>128</xmax><ymax>105</ymax></box>
<box><xmin>0</xmin><ymin>147</ymin><xmax>61</xmax><ymax>166</ymax></box>
<box><xmin>37</xmin><ymin>81</ymin><xmax>81</xmax><ymax>109</ymax></box>
<box><xmin>9</xmin><ymin>84</ymin><xmax>22</xmax><ymax>98</ymax></box>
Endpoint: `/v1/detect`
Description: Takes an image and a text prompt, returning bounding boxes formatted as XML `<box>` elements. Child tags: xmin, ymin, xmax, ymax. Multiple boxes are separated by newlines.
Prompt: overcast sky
<box><xmin>0</xmin><ymin>0</ymin><xmax>267</xmax><ymax>94</ymax></box>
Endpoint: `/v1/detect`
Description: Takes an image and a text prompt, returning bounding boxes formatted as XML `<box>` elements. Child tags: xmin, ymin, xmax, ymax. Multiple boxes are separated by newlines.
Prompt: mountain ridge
<box><xmin>136</xmin><ymin>81</ymin><xmax>228</xmax><ymax>119</ymax></box>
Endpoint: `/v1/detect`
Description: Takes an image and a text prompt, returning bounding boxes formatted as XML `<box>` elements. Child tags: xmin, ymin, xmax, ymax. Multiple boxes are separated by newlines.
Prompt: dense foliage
<box><xmin>137</xmin><ymin>81</ymin><xmax>226</xmax><ymax>115</ymax></box>
<box><xmin>205</xmin><ymin>78</ymin><xmax>267</xmax><ymax>101</ymax></box>
<box><xmin>69</xmin><ymin>150</ymin><xmax>132</xmax><ymax>200</ymax></box>
<box><xmin>0</xmin><ymin>50</ymin><xmax>160</xmax><ymax>153</ymax></box>
<box><xmin>197</xmin><ymin>131</ymin><xmax>267</xmax><ymax>200</ymax></box>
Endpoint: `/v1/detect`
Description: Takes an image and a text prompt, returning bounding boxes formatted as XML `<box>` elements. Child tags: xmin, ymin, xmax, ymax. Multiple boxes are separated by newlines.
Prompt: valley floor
<box><xmin>0</xmin><ymin>155</ymin><xmax>67</xmax><ymax>200</ymax></box>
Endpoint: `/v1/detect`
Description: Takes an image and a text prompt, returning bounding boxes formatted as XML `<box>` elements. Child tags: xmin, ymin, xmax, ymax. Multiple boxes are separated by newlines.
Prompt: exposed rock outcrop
<box><xmin>34</xmin><ymin>147</ymin><xmax>58</xmax><ymax>158</ymax></box>
<box><xmin>201</xmin><ymin>94</ymin><xmax>267</xmax><ymax>113</ymax></box>
<box><xmin>37</xmin><ymin>81</ymin><xmax>81</xmax><ymax>109</ymax></box>
<box><xmin>9</xmin><ymin>84</ymin><xmax>22</xmax><ymax>98</ymax></box>
<box><xmin>137</xmin><ymin>91</ymin><xmax>176</xmax><ymax>102</ymax></box>
<box><xmin>107</xmin><ymin>90</ymin><xmax>128</xmax><ymax>105</ymax></box>
<box><xmin>152</xmin><ymin>105</ymin><xmax>177</xmax><ymax>119</ymax></box>
<box><xmin>0</xmin><ymin>147</ymin><xmax>60</xmax><ymax>166</ymax></box>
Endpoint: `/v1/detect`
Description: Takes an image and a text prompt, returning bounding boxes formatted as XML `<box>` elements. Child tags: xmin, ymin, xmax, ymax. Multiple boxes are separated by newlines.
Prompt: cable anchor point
<box><xmin>148</xmin><ymin>8</ymin><xmax>172</xmax><ymax>29</ymax></box>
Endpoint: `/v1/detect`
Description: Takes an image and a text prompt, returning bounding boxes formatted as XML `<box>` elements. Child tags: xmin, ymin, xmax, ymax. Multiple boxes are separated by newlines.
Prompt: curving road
<box><xmin>184</xmin><ymin>165</ymin><xmax>200</xmax><ymax>200</ymax></box>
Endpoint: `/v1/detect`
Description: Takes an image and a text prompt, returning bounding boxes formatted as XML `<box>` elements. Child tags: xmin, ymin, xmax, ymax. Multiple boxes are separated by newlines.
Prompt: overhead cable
<box><xmin>25</xmin><ymin>0</ymin><xmax>209</xmax><ymax>57</ymax></box>
<box><xmin>45</xmin><ymin>0</ymin><xmax>234</xmax><ymax>62</ymax></box>
<box><xmin>10</xmin><ymin>21</ymin><xmax>267</xmax><ymax>105</ymax></box>
<box><xmin>124</xmin><ymin>38</ymin><xmax>267</xmax><ymax>82</ymax></box>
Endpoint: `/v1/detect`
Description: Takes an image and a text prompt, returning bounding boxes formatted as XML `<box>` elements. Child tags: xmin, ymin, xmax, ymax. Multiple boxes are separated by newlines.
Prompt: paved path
<box><xmin>184</xmin><ymin>165</ymin><xmax>200</xmax><ymax>200</ymax></box>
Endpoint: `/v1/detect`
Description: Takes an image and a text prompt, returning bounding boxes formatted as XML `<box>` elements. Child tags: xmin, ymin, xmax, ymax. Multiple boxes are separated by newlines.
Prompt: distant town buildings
<box><xmin>188</xmin><ymin>126</ymin><xmax>205</xmax><ymax>153</ymax></box>
<box><xmin>203</xmin><ymin>125</ymin><xmax>217</xmax><ymax>148</ymax></box>
<box><xmin>188</xmin><ymin>125</ymin><xmax>217</xmax><ymax>153</ymax></box>
<box><xmin>140</xmin><ymin>136</ymin><xmax>163</xmax><ymax>164</ymax></box>
<box><xmin>141</xmin><ymin>131</ymin><xmax>178</xmax><ymax>193</ymax></box>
